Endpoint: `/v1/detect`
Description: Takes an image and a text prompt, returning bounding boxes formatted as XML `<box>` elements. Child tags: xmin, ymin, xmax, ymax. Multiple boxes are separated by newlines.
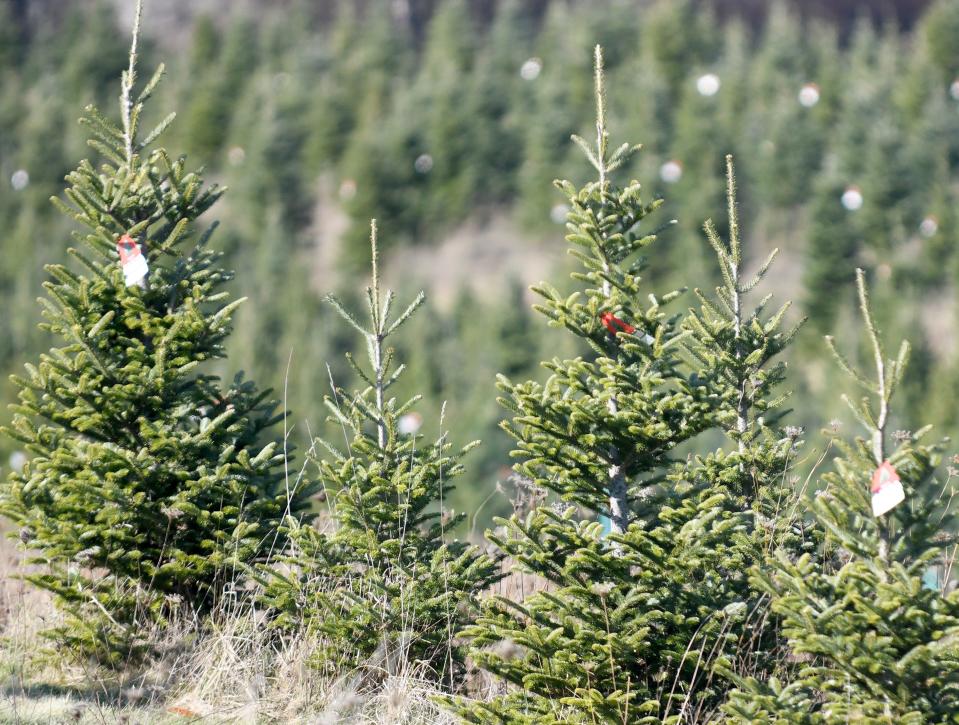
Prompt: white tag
<box><xmin>122</xmin><ymin>253</ymin><xmax>149</xmax><ymax>287</ymax></box>
<box><xmin>872</xmin><ymin>480</ymin><xmax>905</xmax><ymax>517</ymax></box>
<box><xmin>871</xmin><ymin>461</ymin><xmax>905</xmax><ymax>517</ymax></box>
<box><xmin>117</xmin><ymin>234</ymin><xmax>149</xmax><ymax>287</ymax></box>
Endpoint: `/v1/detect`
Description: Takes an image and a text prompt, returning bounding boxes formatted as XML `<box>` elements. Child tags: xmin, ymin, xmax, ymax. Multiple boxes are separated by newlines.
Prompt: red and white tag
<box><xmin>599</xmin><ymin>312</ymin><xmax>655</xmax><ymax>345</ymax></box>
<box><xmin>117</xmin><ymin>234</ymin><xmax>149</xmax><ymax>287</ymax></box>
<box><xmin>871</xmin><ymin>460</ymin><xmax>905</xmax><ymax>517</ymax></box>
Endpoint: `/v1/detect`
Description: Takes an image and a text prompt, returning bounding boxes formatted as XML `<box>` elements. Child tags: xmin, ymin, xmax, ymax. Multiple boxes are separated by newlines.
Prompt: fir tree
<box><xmin>450</xmin><ymin>48</ymin><xmax>728</xmax><ymax>723</ymax></box>
<box><xmin>515</xmin><ymin>1</ymin><xmax>583</xmax><ymax>230</ymax></box>
<box><xmin>184</xmin><ymin>16</ymin><xmax>258</xmax><ymax>162</ymax></box>
<box><xmin>923</xmin><ymin>0</ymin><xmax>959</xmax><ymax>84</ymax></box>
<box><xmin>59</xmin><ymin>1</ymin><xmax>129</xmax><ymax>105</ymax></box>
<box><xmin>647</xmin><ymin>0</ymin><xmax>710</xmax><ymax>98</ymax></box>
<box><xmin>0</xmin><ymin>4</ymin><xmax>314</xmax><ymax>664</ymax></box>
<box><xmin>417</xmin><ymin>0</ymin><xmax>478</xmax><ymax>232</ymax></box>
<box><xmin>463</xmin><ymin>0</ymin><xmax>529</xmax><ymax>209</ymax></box>
<box><xmin>802</xmin><ymin>171</ymin><xmax>859</xmax><ymax>337</ymax></box>
<box><xmin>256</xmin><ymin>222</ymin><xmax>500</xmax><ymax>686</ymax></box>
<box><xmin>724</xmin><ymin>269</ymin><xmax>959</xmax><ymax>722</ymax></box>
<box><xmin>680</xmin><ymin>156</ymin><xmax>815</xmax><ymax>706</ymax></box>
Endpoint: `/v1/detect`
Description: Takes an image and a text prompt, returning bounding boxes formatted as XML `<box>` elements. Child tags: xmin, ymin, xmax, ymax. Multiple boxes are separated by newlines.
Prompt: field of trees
<box><xmin>2</xmin><ymin>0</ymin><xmax>959</xmax><ymax>721</ymax></box>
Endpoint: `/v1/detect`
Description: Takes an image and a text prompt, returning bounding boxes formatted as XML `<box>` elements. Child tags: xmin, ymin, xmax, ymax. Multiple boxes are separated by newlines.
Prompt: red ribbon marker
<box><xmin>599</xmin><ymin>311</ymin><xmax>655</xmax><ymax>345</ymax></box>
<box><xmin>600</xmin><ymin>311</ymin><xmax>636</xmax><ymax>335</ymax></box>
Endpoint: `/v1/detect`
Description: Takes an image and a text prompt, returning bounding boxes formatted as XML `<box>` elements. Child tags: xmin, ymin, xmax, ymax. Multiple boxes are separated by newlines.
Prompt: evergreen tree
<box><xmin>184</xmin><ymin>16</ymin><xmax>258</xmax><ymax>162</ymax></box>
<box><xmin>687</xmin><ymin>159</ymin><xmax>820</xmax><ymax>707</ymax></box>
<box><xmin>681</xmin><ymin>155</ymin><xmax>814</xmax><ymax>710</ymax></box>
<box><xmin>802</xmin><ymin>170</ymin><xmax>859</xmax><ymax>337</ymax></box>
<box><xmin>0</xmin><ymin>5</ymin><xmax>313</xmax><ymax>663</ymax></box>
<box><xmin>338</xmin><ymin>78</ymin><xmax>424</xmax><ymax>267</ymax></box>
<box><xmin>725</xmin><ymin>269</ymin><xmax>959</xmax><ymax>722</ymax></box>
<box><xmin>667</xmin><ymin>81</ymin><xmax>730</xmax><ymax>289</ymax></box>
<box><xmin>515</xmin><ymin>1</ymin><xmax>583</xmax><ymax>230</ymax></box>
<box><xmin>0</xmin><ymin>0</ymin><xmax>23</xmax><ymax>74</ymax></box>
<box><xmin>923</xmin><ymin>0</ymin><xmax>959</xmax><ymax>84</ymax></box>
<box><xmin>646</xmin><ymin>0</ymin><xmax>710</xmax><ymax>99</ymax></box>
<box><xmin>58</xmin><ymin>1</ymin><xmax>129</xmax><ymax>105</ymax></box>
<box><xmin>304</xmin><ymin>3</ymin><xmax>413</xmax><ymax>173</ymax></box>
<box><xmin>256</xmin><ymin>222</ymin><xmax>500</xmax><ymax>686</ymax></box>
<box><xmin>417</xmin><ymin>0</ymin><xmax>478</xmax><ymax>231</ymax></box>
<box><xmin>450</xmin><ymin>48</ymin><xmax>728</xmax><ymax>723</ymax></box>
<box><xmin>463</xmin><ymin>0</ymin><xmax>529</xmax><ymax>209</ymax></box>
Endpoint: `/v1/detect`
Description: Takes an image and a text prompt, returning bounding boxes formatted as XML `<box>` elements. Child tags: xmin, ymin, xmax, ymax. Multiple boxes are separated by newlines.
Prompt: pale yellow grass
<box><xmin>0</xmin><ymin>533</ymin><xmax>461</xmax><ymax>723</ymax></box>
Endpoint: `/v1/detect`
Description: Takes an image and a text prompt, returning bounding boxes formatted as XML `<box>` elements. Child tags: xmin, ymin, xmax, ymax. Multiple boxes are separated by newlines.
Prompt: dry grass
<box><xmin>0</xmin><ymin>533</ymin><xmax>463</xmax><ymax>724</ymax></box>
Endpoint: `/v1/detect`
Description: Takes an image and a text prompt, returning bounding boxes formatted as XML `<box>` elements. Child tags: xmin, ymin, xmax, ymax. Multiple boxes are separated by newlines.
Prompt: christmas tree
<box><xmin>679</xmin><ymin>155</ymin><xmax>816</xmax><ymax>714</ymax></box>
<box><xmin>0</xmin><ymin>3</ymin><xmax>314</xmax><ymax>664</ymax></box>
<box><xmin>449</xmin><ymin>46</ymin><xmax>824</xmax><ymax>722</ymax></box>
<box><xmin>256</xmin><ymin>221</ymin><xmax>500</xmax><ymax>687</ymax></box>
<box><xmin>451</xmin><ymin>47</ymin><xmax>739</xmax><ymax>723</ymax></box>
<box><xmin>724</xmin><ymin>269</ymin><xmax>959</xmax><ymax>721</ymax></box>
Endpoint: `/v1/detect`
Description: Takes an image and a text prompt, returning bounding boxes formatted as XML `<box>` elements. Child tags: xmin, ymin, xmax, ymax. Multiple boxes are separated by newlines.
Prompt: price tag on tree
<box><xmin>599</xmin><ymin>311</ymin><xmax>654</xmax><ymax>345</ymax></box>
<box><xmin>871</xmin><ymin>460</ymin><xmax>905</xmax><ymax>517</ymax></box>
<box><xmin>117</xmin><ymin>234</ymin><xmax>149</xmax><ymax>287</ymax></box>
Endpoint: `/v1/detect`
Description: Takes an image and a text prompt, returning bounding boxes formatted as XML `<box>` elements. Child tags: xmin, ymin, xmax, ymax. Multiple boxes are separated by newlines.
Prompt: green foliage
<box><xmin>449</xmin><ymin>49</ymin><xmax>826</xmax><ymax>722</ymax></box>
<box><xmin>452</xmin><ymin>50</ymin><xmax>767</xmax><ymax>724</ymax></box>
<box><xmin>0</xmin><ymin>9</ymin><xmax>315</xmax><ymax>665</ymax></box>
<box><xmin>725</xmin><ymin>270</ymin><xmax>959</xmax><ymax>722</ymax></box>
<box><xmin>679</xmin><ymin>156</ymin><xmax>821</xmax><ymax>707</ymax></box>
<box><xmin>184</xmin><ymin>17</ymin><xmax>258</xmax><ymax>161</ymax></box>
<box><xmin>256</xmin><ymin>222</ymin><xmax>500</xmax><ymax>685</ymax></box>
<box><xmin>924</xmin><ymin>0</ymin><xmax>959</xmax><ymax>83</ymax></box>
<box><xmin>8</xmin><ymin>0</ymin><xmax>959</xmax><ymax>534</ymax></box>
<box><xmin>802</xmin><ymin>172</ymin><xmax>859</xmax><ymax>337</ymax></box>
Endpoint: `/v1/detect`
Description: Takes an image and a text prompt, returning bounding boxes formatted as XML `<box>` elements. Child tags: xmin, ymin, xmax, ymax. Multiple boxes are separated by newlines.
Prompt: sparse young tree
<box><xmin>679</xmin><ymin>156</ymin><xmax>816</xmax><ymax>715</ymax></box>
<box><xmin>256</xmin><ymin>222</ymin><xmax>501</xmax><ymax>687</ymax></box>
<box><xmin>724</xmin><ymin>270</ymin><xmax>959</xmax><ymax>722</ymax></box>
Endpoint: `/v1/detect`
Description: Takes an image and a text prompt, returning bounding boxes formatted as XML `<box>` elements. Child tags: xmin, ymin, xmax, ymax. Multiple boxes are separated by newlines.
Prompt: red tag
<box><xmin>600</xmin><ymin>311</ymin><xmax>636</xmax><ymax>335</ymax></box>
<box><xmin>117</xmin><ymin>234</ymin><xmax>141</xmax><ymax>264</ymax></box>
<box><xmin>871</xmin><ymin>460</ymin><xmax>899</xmax><ymax>493</ymax></box>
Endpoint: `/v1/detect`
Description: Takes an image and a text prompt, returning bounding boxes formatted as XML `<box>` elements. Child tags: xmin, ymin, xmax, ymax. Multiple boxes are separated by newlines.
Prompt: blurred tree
<box><xmin>923</xmin><ymin>0</ymin><xmax>959</xmax><ymax>83</ymax></box>
<box><xmin>803</xmin><ymin>171</ymin><xmax>860</xmax><ymax>337</ymax></box>
<box><xmin>58</xmin><ymin>1</ymin><xmax>129</xmax><ymax>103</ymax></box>
<box><xmin>184</xmin><ymin>17</ymin><xmax>258</xmax><ymax>161</ymax></box>
<box><xmin>647</xmin><ymin>0</ymin><xmax>712</xmax><ymax>97</ymax></box>
<box><xmin>417</xmin><ymin>0</ymin><xmax>478</xmax><ymax>231</ymax></box>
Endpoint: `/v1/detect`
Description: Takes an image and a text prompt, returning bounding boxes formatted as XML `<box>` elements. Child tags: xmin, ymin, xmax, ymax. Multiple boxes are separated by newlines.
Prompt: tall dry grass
<box><xmin>0</xmin><ymin>529</ymin><xmax>465</xmax><ymax>723</ymax></box>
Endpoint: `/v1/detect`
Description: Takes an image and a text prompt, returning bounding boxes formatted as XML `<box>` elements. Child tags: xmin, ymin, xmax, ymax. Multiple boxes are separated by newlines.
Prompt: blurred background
<box><xmin>2</xmin><ymin>0</ymin><xmax>958</xmax><ymax>532</ymax></box>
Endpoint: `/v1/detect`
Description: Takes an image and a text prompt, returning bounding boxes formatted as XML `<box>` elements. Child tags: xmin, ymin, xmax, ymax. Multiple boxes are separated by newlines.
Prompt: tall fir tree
<box><xmin>256</xmin><ymin>222</ymin><xmax>500</xmax><ymax>687</ymax></box>
<box><xmin>724</xmin><ymin>269</ymin><xmax>959</xmax><ymax>722</ymax></box>
<box><xmin>450</xmin><ymin>48</ymin><xmax>737</xmax><ymax>723</ymax></box>
<box><xmin>923</xmin><ymin>0</ymin><xmax>959</xmax><ymax>84</ymax></box>
<box><xmin>679</xmin><ymin>155</ymin><xmax>816</xmax><ymax>711</ymax></box>
<box><xmin>0</xmin><ymin>4</ymin><xmax>314</xmax><ymax>664</ymax></box>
